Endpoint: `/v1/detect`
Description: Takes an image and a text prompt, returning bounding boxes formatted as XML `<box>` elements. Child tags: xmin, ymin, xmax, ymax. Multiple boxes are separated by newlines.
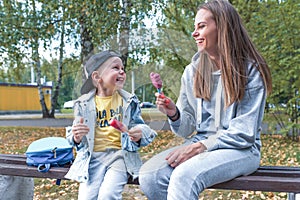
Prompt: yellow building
<box><xmin>0</xmin><ymin>83</ymin><xmax>52</xmax><ymax>113</ymax></box>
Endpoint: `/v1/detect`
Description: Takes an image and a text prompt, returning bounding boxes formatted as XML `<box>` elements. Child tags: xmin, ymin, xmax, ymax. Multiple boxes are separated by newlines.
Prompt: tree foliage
<box><xmin>0</xmin><ymin>0</ymin><xmax>74</xmax><ymax>117</ymax></box>
<box><xmin>1</xmin><ymin>0</ymin><xmax>156</xmax><ymax>117</ymax></box>
<box><xmin>0</xmin><ymin>0</ymin><xmax>299</xmax><ymax>138</ymax></box>
<box><xmin>238</xmin><ymin>0</ymin><xmax>300</xmax><ymax>139</ymax></box>
<box><xmin>146</xmin><ymin>0</ymin><xmax>299</xmax><ymax>139</ymax></box>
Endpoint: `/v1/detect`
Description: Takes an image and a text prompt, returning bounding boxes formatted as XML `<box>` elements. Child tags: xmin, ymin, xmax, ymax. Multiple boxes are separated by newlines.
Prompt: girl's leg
<box><xmin>167</xmin><ymin>147</ymin><xmax>260</xmax><ymax>200</ymax></box>
<box><xmin>97</xmin><ymin>156</ymin><xmax>128</xmax><ymax>200</ymax></box>
<box><xmin>78</xmin><ymin>153</ymin><xmax>106</xmax><ymax>200</ymax></box>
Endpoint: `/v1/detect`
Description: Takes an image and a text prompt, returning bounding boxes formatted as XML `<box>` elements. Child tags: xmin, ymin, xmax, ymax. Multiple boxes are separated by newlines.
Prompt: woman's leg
<box><xmin>139</xmin><ymin>146</ymin><xmax>180</xmax><ymax>200</ymax></box>
<box><xmin>167</xmin><ymin>147</ymin><xmax>260</xmax><ymax>200</ymax></box>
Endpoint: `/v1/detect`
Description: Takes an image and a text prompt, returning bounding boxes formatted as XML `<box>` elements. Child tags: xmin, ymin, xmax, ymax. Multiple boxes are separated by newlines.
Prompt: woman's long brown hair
<box><xmin>193</xmin><ymin>0</ymin><xmax>272</xmax><ymax>107</ymax></box>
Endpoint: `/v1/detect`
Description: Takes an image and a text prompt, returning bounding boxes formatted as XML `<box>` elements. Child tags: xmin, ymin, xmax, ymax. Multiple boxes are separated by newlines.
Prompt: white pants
<box><xmin>78</xmin><ymin>150</ymin><xmax>128</xmax><ymax>200</ymax></box>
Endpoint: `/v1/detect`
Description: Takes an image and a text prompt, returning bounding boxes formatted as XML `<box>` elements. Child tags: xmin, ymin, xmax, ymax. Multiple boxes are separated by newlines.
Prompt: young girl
<box><xmin>139</xmin><ymin>0</ymin><xmax>272</xmax><ymax>199</ymax></box>
<box><xmin>65</xmin><ymin>50</ymin><xmax>157</xmax><ymax>200</ymax></box>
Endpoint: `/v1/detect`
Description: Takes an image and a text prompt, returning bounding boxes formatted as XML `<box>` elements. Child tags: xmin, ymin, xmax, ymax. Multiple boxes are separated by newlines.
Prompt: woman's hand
<box><xmin>72</xmin><ymin>118</ymin><xmax>90</xmax><ymax>144</ymax></box>
<box><xmin>128</xmin><ymin>126</ymin><xmax>142</xmax><ymax>142</ymax></box>
<box><xmin>165</xmin><ymin>142</ymin><xmax>207</xmax><ymax>168</ymax></box>
<box><xmin>155</xmin><ymin>93</ymin><xmax>177</xmax><ymax>118</ymax></box>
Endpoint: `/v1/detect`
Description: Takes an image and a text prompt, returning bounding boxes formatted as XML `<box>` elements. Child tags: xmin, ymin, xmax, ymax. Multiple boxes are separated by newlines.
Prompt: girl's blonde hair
<box><xmin>193</xmin><ymin>0</ymin><xmax>272</xmax><ymax>107</ymax></box>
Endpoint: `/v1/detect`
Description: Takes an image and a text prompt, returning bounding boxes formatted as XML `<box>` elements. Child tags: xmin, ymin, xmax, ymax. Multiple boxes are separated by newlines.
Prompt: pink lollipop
<box><xmin>149</xmin><ymin>72</ymin><xmax>170</xmax><ymax>104</ymax></box>
<box><xmin>150</xmin><ymin>72</ymin><xmax>163</xmax><ymax>93</ymax></box>
<box><xmin>109</xmin><ymin>118</ymin><xmax>127</xmax><ymax>132</ymax></box>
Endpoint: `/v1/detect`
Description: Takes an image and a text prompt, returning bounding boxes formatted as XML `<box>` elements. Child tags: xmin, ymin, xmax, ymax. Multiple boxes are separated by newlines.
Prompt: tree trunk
<box><xmin>31</xmin><ymin>0</ymin><xmax>50</xmax><ymax>118</ymax></box>
<box><xmin>80</xmin><ymin>13</ymin><xmax>94</xmax><ymax>85</ymax></box>
<box><xmin>49</xmin><ymin>7</ymin><xmax>66</xmax><ymax>118</ymax></box>
<box><xmin>119</xmin><ymin>0</ymin><xmax>132</xmax><ymax>68</ymax></box>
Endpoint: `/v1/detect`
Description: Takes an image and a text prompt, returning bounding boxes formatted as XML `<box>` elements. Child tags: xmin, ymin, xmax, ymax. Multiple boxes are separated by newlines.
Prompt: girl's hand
<box><xmin>127</xmin><ymin>126</ymin><xmax>142</xmax><ymax>142</ymax></box>
<box><xmin>72</xmin><ymin>118</ymin><xmax>90</xmax><ymax>144</ymax></box>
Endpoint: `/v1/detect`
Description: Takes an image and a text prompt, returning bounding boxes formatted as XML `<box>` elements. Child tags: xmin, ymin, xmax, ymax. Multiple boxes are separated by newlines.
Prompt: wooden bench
<box><xmin>0</xmin><ymin>154</ymin><xmax>299</xmax><ymax>199</ymax></box>
<box><xmin>0</xmin><ymin>154</ymin><xmax>139</xmax><ymax>184</ymax></box>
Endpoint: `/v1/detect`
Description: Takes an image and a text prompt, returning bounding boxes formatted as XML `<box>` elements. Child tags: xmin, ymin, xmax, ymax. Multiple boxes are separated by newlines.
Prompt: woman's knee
<box><xmin>139</xmin><ymin>152</ymin><xmax>170</xmax><ymax>186</ymax></box>
<box><xmin>139</xmin><ymin>166</ymin><xmax>157</xmax><ymax>190</ymax></box>
<box><xmin>139</xmin><ymin>163</ymin><xmax>173</xmax><ymax>199</ymax></box>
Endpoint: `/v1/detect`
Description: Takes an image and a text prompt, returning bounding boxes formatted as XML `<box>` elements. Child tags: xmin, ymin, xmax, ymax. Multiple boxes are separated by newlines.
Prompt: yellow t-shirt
<box><xmin>94</xmin><ymin>92</ymin><xmax>123</xmax><ymax>152</ymax></box>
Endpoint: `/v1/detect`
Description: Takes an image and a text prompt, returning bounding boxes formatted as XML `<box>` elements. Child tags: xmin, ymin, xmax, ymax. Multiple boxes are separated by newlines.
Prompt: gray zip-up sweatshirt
<box><xmin>170</xmin><ymin>53</ymin><xmax>267</xmax><ymax>152</ymax></box>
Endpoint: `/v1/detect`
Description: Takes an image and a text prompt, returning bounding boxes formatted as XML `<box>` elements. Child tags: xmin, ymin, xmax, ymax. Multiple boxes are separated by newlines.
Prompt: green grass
<box><xmin>0</xmin><ymin>126</ymin><xmax>299</xmax><ymax>199</ymax></box>
<box><xmin>59</xmin><ymin>109</ymin><xmax>74</xmax><ymax>114</ymax></box>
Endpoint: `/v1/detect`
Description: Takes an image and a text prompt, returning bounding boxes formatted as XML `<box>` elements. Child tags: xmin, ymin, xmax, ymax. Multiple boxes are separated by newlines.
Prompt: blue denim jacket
<box><xmin>65</xmin><ymin>89</ymin><xmax>157</xmax><ymax>182</ymax></box>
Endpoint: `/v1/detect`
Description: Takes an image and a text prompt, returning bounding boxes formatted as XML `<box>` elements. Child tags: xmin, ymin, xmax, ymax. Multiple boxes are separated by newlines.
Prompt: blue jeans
<box><xmin>78</xmin><ymin>150</ymin><xmax>128</xmax><ymax>200</ymax></box>
<box><xmin>139</xmin><ymin>141</ymin><xmax>260</xmax><ymax>200</ymax></box>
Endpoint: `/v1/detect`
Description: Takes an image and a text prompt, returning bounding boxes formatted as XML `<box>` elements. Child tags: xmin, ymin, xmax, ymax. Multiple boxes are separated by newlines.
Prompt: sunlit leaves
<box><xmin>0</xmin><ymin>127</ymin><xmax>64</xmax><ymax>153</ymax></box>
<box><xmin>0</xmin><ymin>127</ymin><xmax>299</xmax><ymax>199</ymax></box>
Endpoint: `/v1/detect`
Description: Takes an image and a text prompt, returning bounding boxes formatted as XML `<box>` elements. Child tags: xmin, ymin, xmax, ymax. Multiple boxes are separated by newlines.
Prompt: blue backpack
<box><xmin>26</xmin><ymin>137</ymin><xmax>74</xmax><ymax>173</ymax></box>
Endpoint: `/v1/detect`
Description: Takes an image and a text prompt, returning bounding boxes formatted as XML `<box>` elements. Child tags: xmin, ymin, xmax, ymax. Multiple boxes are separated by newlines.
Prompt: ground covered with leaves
<box><xmin>0</xmin><ymin>127</ymin><xmax>299</xmax><ymax>200</ymax></box>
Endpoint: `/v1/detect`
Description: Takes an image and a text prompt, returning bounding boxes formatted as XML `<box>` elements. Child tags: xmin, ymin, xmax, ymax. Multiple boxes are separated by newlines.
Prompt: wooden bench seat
<box><xmin>0</xmin><ymin>154</ymin><xmax>299</xmax><ymax>198</ymax></box>
<box><xmin>210</xmin><ymin>166</ymin><xmax>300</xmax><ymax>193</ymax></box>
<box><xmin>0</xmin><ymin>154</ymin><xmax>140</xmax><ymax>183</ymax></box>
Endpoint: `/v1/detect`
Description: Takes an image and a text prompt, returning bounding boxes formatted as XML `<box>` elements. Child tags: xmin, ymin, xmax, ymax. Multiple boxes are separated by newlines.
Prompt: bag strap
<box><xmin>37</xmin><ymin>163</ymin><xmax>51</xmax><ymax>172</ymax></box>
<box><xmin>37</xmin><ymin>164</ymin><xmax>61</xmax><ymax>185</ymax></box>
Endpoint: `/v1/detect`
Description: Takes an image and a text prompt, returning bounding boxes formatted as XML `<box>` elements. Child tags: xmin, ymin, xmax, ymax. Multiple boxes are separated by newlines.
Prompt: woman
<box><xmin>139</xmin><ymin>0</ymin><xmax>272</xmax><ymax>199</ymax></box>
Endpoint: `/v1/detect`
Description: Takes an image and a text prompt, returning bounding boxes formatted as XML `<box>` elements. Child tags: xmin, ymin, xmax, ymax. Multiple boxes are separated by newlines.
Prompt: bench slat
<box><xmin>210</xmin><ymin>175</ymin><xmax>300</xmax><ymax>192</ymax></box>
<box><xmin>0</xmin><ymin>154</ymin><xmax>25</xmax><ymax>158</ymax></box>
<box><xmin>259</xmin><ymin>165</ymin><xmax>300</xmax><ymax>171</ymax></box>
<box><xmin>0</xmin><ymin>163</ymin><xmax>68</xmax><ymax>179</ymax></box>
<box><xmin>0</xmin><ymin>154</ymin><xmax>28</xmax><ymax>165</ymax></box>
<box><xmin>254</xmin><ymin>166</ymin><xmax>300</xmax><ymax>177</ymax></box>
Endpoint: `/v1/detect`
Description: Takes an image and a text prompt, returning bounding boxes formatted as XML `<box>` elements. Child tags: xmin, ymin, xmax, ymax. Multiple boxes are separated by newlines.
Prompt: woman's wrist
<box><xmin>193</xmin><ymin>142</ymin><xmax>207</xmax><ymax>154</ymax></box>
<box><xmin>197</xmin><ymin>142</ymin><xmax>207</xmax><ymax>152</ymax></box>
<box><xmin>167</xmin><ymin>107</ymin><xmax>180</xmax><ymax>121</ymax></box>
